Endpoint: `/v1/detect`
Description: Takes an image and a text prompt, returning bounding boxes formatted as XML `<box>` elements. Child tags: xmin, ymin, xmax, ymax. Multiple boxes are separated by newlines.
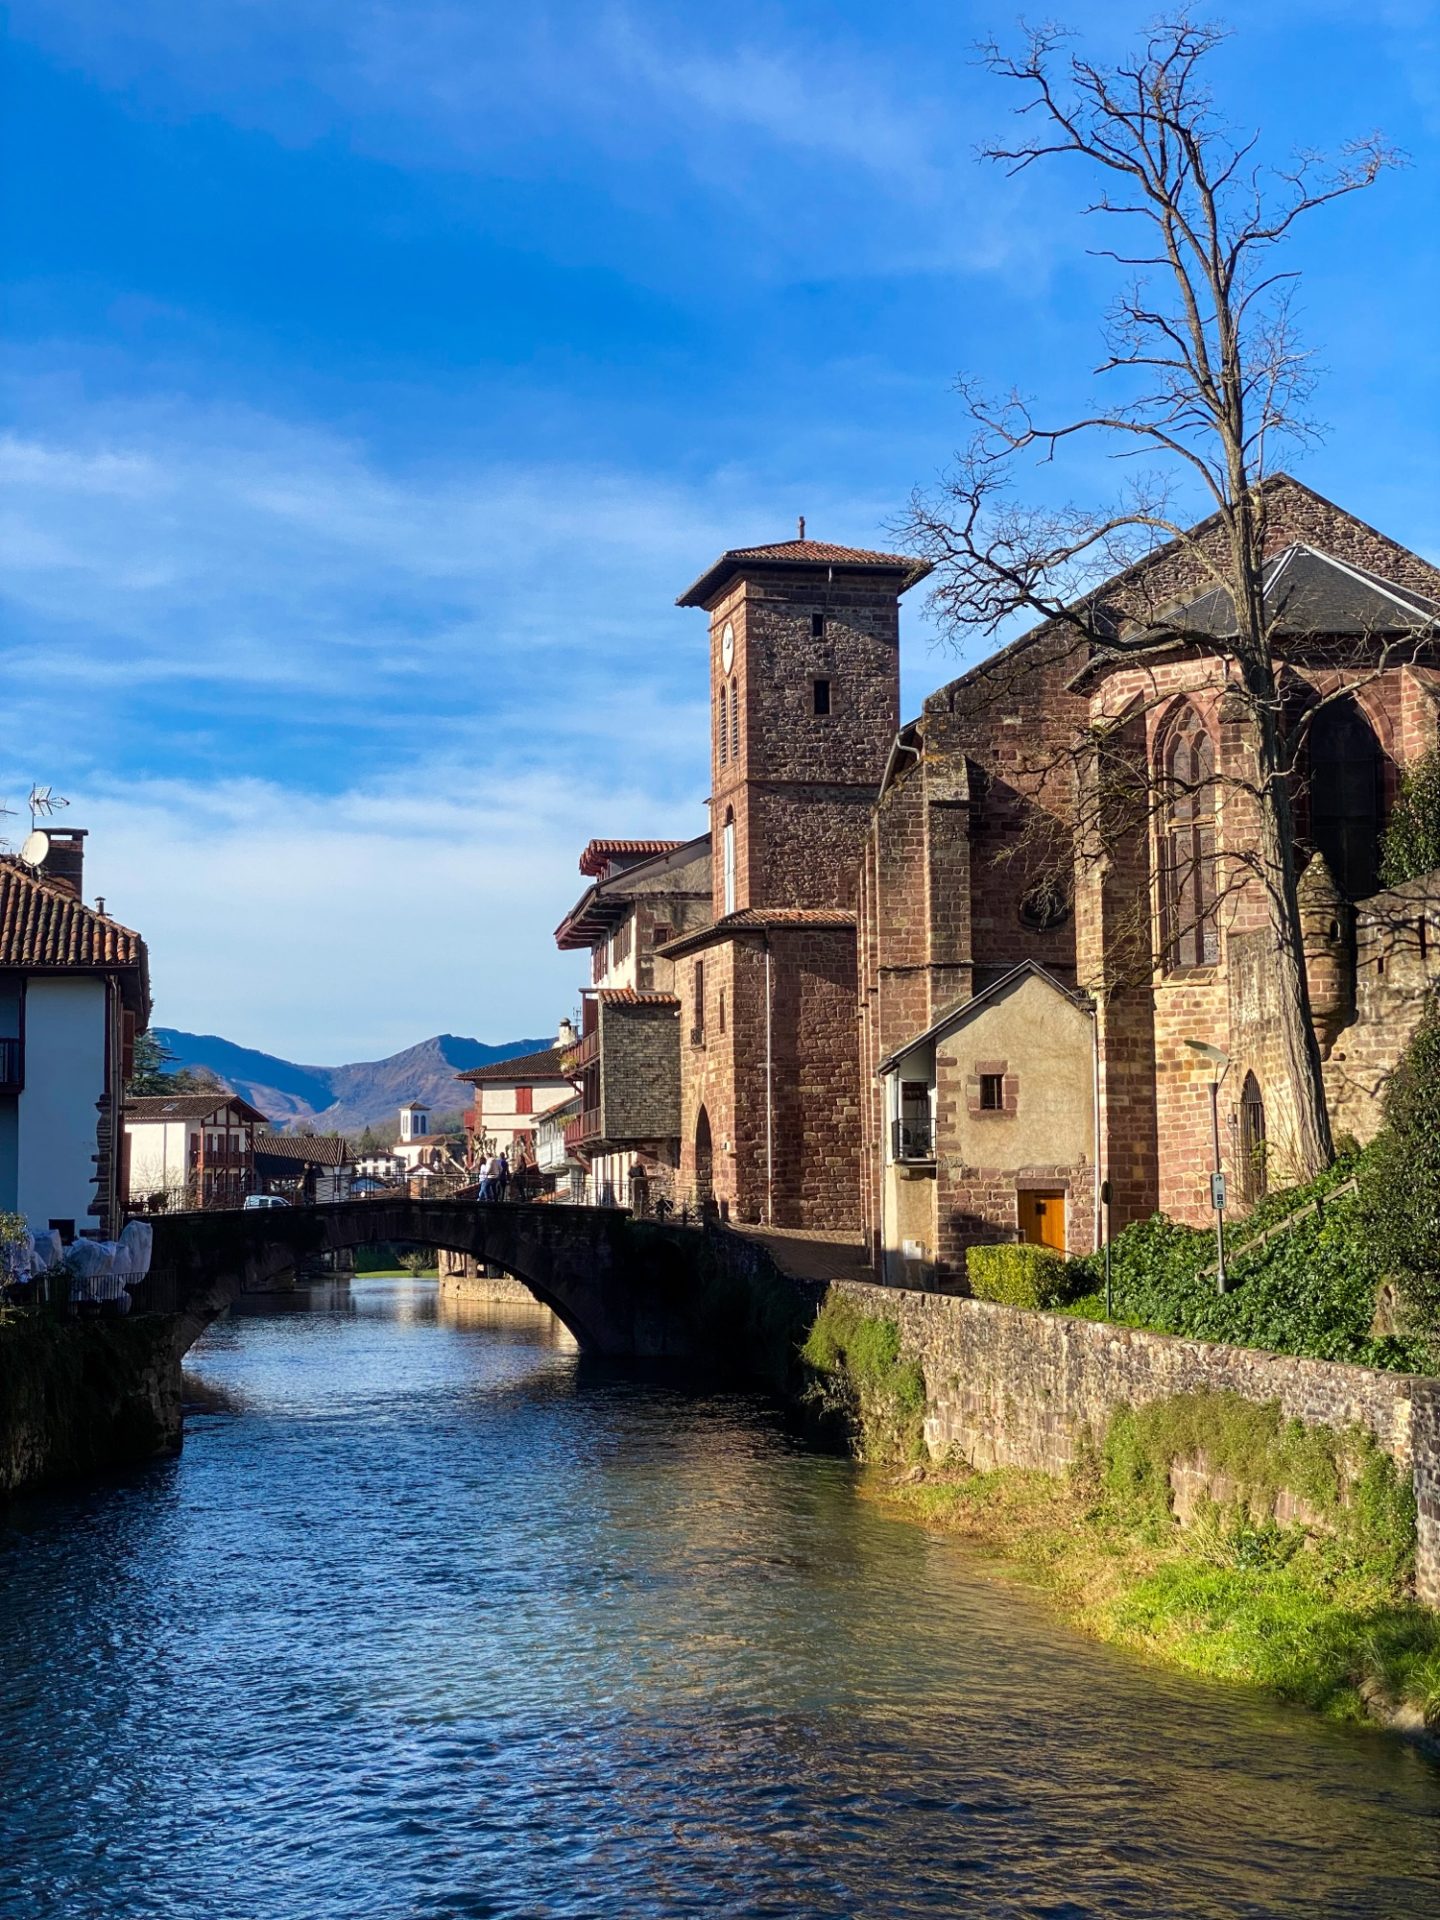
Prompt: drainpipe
<box><xmin>1089</xmin><ymin>995</ymin><xmax>1103</xmax><ymax>1253</ymax></box>
<box><xmin>764</xmin><ymin>936</ymin><xmax>774</xmax><ymax>1225</ymax></box>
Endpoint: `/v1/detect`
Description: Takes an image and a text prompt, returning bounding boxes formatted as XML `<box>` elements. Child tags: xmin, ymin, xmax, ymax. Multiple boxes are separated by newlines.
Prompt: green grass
<box><xmin>874</xmin><ymin>1389</ymin><xmax>1440</xmax><ymax>1737</ymax></box>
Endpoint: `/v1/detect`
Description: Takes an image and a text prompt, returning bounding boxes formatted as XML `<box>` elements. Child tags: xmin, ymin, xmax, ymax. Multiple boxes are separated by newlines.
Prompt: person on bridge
<box><xmin>497</xmin><ymin>1152</ymin><xmax>510</xmax><ymax>1201</ymax></box>
<box><xmin>477</xmin><ymin>1153</ymin><xmax>502</xmax><ymax>1202</ymax></box>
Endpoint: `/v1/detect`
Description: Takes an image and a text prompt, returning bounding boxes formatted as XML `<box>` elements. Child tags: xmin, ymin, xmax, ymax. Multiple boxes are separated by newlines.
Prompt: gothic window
<box><xmin>1308</xmin><ymin>697</ymin><xmax>1383</xmax><ymax>899</ymax></box>
<box><xmin>718</xmin><ymin>684</ymin><xmax>728</xmax><ymax>767</ymax></box>
<box><xmin>729</xmin><ymin>677</ymin><xmax>740</xmax><ymax>762</ymax></box>
<box><xmin>1160</xmin><ymin>703</ymin><xmax>1219</xmax><ymax>969</ymax></box>
<box><xmin>1239</xmin><ymin>1072</ymin><xmax>1267</xmax><ymax>1203</ymax></box>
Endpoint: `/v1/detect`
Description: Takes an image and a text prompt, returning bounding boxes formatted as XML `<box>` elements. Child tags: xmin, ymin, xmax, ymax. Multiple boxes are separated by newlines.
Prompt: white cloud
<box><xmin>79</xmin><ymin>761</ymin><xmax>685</xmax><ymax>1060</ymax></box>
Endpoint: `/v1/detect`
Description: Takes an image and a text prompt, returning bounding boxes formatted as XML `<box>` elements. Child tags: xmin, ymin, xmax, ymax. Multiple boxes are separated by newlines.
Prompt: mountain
<box><xmin>153</xmin><ymin>1029</ymin><xmax>554</xmax><ymax>1137</ymax></box>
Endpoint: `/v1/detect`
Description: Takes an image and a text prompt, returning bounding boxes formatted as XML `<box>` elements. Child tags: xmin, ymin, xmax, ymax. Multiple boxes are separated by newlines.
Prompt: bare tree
<box><xmin>906</xmin><ymin>14</ymin><xmax>1407</xmax><ymax>1179</ymax></box>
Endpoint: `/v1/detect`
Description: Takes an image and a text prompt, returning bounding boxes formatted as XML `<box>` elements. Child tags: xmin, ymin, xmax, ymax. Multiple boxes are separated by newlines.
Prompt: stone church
<box><xmin>860</xmin><ymin>476</ymin><xmax>1440</xmax><ymax>1286</ymax></box>
<box><xmin>613</xmin><ymin>478</ymin><xmax>1440</xmax><ymax>1282</ymax></box>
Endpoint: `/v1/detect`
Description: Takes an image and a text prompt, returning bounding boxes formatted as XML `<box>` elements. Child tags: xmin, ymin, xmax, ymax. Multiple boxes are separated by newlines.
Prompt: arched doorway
<box><xmin>1239</xmin><ymin>1071</ymin><xmax>1267</xmax><ymax>1204</ymax></box>
<box><xmin>694</xmin><ymin>1105</ymin><xmax>714</xmax><ymax>1211</ymax></box>
<box><xmin>1308</xmin><ymin>698</ymin><xmax>1383</xmax><ymax>898</ymax></box>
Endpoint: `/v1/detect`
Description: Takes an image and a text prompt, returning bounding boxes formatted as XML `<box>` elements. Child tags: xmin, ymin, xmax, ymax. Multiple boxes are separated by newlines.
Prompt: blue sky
<box><xmin>4</xmin><ymin>1</ymin><xmax>1439</xmax><ymax>1061</ymax></box>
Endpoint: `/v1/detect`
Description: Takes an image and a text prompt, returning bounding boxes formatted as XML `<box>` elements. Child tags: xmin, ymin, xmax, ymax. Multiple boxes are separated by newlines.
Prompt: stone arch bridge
<box><xmin>147</xmin><ymin>1199</ymin><xmax>799</xmax><ymax>1367</ymax></box>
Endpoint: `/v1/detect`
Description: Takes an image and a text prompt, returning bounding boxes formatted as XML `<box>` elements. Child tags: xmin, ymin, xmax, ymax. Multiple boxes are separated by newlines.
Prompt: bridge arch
<box><xmin>149</xmin><ymin>1199</ymin><xmax>705</xmax><ymax>1362</ymax></box>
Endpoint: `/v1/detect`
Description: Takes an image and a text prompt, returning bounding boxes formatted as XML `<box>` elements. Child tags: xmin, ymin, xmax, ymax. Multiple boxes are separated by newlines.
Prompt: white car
<box><xmin>243</xmin><ymin>1193</ymin><xmax>289</xmax><ymax>1210</ymax></box>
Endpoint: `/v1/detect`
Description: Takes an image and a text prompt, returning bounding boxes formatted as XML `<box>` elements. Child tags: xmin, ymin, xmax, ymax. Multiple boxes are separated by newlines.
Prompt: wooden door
<box><xmin>1018</xmin><ymin>1190</ymin><xmax>1066</xmax><ymax>1252</ymax></box>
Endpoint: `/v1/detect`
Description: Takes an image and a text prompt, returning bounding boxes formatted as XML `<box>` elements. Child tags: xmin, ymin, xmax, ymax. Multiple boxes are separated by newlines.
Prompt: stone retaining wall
<box><xmin>833</xmin><ymin>1282</ymin><xmax>1440</xmax><ymax>1608</ymax></box>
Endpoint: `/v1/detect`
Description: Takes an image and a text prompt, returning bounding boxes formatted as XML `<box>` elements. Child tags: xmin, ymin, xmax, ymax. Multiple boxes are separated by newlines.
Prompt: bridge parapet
<box><xmin>147</xmin><ymin>1200</ymin><xmax>714</xmax><ymax>1360</ymax></box>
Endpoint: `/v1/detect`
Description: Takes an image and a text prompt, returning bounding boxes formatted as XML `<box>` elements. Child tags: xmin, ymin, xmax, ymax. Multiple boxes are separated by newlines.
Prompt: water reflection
<box><xmin>1</xmin><ymin>1276</ymin><xmax>1436</xmax><ymax>1919</ymax></box>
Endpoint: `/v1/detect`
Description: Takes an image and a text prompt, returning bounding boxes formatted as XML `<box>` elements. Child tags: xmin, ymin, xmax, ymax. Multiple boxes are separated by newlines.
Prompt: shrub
<box><xmin>1363</xmin><ymin>1002</ymin><xmax>1440</xmax><ymax>1341</ymax></box>
<box><xmin>966</xmin><ymin>1242</ymin><xmax>1073</xmax><ymax>1309</ymax></box>
<box><xmin>1379</xmin><ymin>745</ymin><xmax>1440</xmax><ymax>887</ymax></box>
<box><xmin>1065</xmin><ymin>1153</ymin><xmax>1435</xmax><ymax>1371</ymax></box>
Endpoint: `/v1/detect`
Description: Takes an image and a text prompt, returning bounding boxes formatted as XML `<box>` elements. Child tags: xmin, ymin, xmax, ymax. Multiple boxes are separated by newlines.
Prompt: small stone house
<box><xmin>877</xmin><ymin>962</ymin><xmax>1096</xmax><ymax>1287</ymax></box>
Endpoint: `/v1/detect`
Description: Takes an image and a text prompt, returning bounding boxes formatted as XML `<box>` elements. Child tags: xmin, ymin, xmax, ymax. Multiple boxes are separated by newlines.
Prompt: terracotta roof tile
<box><xmin>587</xmin><ymin>988</ymin><xmax>680</xmax><ymax>1004</ymax></box>
<box><xmin>578</xmin><ymin>839</ymin><xmax>687</xmax><ymax>876</ymax></box>
<box><xmin>253</xmin><ymin>1131</ymin><xmax>355</xmax><ymax>1165</ymax></box>
<box><xmin>456</xmin><ymin>1045</ymin><xmax>573</xmax><ymax>1084</ymax></box>
<box><xmin>657</xmin><ymin>906</ymin><xmax>856</xmax><ymax>958</ymax></box>
<box><xmin>0</xmin><ymin>859</ymin><xmax>150</xmax><ymax>1016</ymax></box>
<box><xmin>125</xmin><ymin>1092</ymin><xmax>270</xmax><ymax>1123</ymax></box>
<box><xmin>678</xmin><ymin>539</ymin><xmax>928</xmax><ymax>608</ymax></box>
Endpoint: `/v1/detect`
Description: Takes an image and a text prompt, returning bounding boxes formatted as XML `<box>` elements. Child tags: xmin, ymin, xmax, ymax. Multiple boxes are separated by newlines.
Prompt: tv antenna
<box><xmin>28</xmin><ymin>785</ymin><xmax>69</xmax><ymax>825</ymax></box>
<box><xmin>16</xmin><ymin>786</ymin><xmax>69</xmax><ymax>870</ymax></box>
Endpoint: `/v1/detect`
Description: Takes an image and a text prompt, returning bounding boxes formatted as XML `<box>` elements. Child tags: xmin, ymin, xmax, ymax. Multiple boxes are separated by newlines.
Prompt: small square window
<box><xmin>979</xmin><ymin>1074</ymin><xmax>1004</xmax><ymax>1111</ymax></box>
<box><xmin>811</xmin><ymin>612</ymin><xmax>825</xmax><ymax>638</ymax></box>
<box><xmin>813</xmin><ymin>677</ymin><xmax>831</xmax><ymax>716</ymax></box>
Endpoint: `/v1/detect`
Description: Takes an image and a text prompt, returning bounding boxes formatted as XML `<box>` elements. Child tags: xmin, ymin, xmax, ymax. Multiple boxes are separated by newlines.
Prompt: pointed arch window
<box><xmin>1160</xmin><ymin>703</ymin><xmax>1219</xmax><ymax>970</ymax></box>
<box><xmin>717</xmin><ymin>684</ymin><xmax>728</xmax><ymax>767</ymax></box>
<box><xmin>1239</xmin><ymin>1071</ymin><xmax>1267</xmax><ymax>1203</ymax></box>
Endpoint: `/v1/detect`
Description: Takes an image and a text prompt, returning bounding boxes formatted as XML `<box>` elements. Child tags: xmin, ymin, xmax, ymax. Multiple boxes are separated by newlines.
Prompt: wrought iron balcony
<box><xmin>0</xmin><ymin>1038</ymin><xmax>20</xmax><ymax>1091</ymax></box>
<box><xmin>891</xmin><ymin>1116</ymin><xmax>934</xmax><ymax>1163</ymax></box>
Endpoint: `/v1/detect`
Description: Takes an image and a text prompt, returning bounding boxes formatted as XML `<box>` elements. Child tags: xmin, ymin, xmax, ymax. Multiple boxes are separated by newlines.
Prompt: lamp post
<box><xmin>1184</xmin><ymin>1039</ymin><xmax>1231</xmax><ymax>1294</ymax></box>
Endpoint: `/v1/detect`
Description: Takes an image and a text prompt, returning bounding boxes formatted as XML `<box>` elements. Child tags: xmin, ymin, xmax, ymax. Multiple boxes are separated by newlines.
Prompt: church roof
<box><xmin>677</xmin><ymin>538</ymin><xmax>928</xmax><ymax>609</ymax></box>
<box><xmin>1145</xmin><ymin>544</ymin><xmax>1440</xmax><ymax>643</ymax></box>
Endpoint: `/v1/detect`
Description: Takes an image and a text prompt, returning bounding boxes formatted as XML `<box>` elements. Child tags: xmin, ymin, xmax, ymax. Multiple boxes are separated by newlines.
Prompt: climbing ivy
<box><xmin>1378</xmin><ymin>745</ymin><xmax>1440</xmax><ymax>887</ymax></box>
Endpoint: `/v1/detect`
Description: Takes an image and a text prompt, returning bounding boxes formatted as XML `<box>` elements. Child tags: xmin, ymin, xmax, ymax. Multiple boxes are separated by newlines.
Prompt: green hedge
<box><xmin>967</xmin><ymin>1242</ymin><xmax>1072</xmax><ymax>1309</ymax></box>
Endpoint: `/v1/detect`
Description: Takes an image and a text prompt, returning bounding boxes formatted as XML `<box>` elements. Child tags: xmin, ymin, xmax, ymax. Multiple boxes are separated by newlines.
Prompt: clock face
<box><xmin>720</xmin><ymin>620</ymin><xmax>735</xmax><ymax>674</ymax></box>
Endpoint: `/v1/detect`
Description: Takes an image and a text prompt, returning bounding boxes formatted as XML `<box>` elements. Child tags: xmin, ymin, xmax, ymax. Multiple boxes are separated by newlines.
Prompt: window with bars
<box><xmin>1160</xmin><ymin>703</ymin><xmax>1219</xmax><ymax>969</ymax></box>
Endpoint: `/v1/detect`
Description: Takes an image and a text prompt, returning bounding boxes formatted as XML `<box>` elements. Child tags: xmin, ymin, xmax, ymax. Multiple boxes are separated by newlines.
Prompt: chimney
<box><xmin>556</xmin><ymin>1017</ymin><xmax>578</xmax><ymax>1051</ymax></box>
<box><xmin>41</xmin><ymin>829</ymin><xmax>87</xmax><ymax>900</ymax></box>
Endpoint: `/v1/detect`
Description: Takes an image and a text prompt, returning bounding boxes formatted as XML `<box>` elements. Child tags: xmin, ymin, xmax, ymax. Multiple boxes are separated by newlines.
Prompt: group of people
<box><xmin>475</xmin><ymin>1151</ymin><xmax>511</xmax><ymax>1202</ymax></box>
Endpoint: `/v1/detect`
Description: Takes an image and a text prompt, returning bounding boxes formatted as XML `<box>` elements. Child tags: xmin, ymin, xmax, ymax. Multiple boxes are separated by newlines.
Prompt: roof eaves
<box><xmin>876</xmin><ymin>961</ymin><xmax>1091</xmax><ymax>1074</ymax></box>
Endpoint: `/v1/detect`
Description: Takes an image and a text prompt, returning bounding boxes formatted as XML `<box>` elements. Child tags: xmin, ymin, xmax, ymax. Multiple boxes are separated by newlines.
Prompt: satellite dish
<box><xmin>19</xmin><ymin>830</ymin><xmax>49</xmax><ymax>869</ymax></box>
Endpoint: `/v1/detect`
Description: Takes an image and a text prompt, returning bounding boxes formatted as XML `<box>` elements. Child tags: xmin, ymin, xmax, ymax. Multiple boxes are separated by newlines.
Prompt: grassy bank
<box><xmin>877</xmin><ymin>1455</ymin><xmax>1440</xmax><ymax>1734</ymax></box>
<box><xmin>803</xmin><ymin>1295</ymin><xmax>1440</xmax><ymax>1736</ymax></box>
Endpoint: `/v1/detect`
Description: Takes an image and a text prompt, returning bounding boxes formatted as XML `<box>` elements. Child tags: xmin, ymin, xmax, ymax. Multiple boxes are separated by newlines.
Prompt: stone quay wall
<box><xmin>832</xmin><ymin>1281</ymin><xmax>1440</xmax><ymax>1608</ymax></box>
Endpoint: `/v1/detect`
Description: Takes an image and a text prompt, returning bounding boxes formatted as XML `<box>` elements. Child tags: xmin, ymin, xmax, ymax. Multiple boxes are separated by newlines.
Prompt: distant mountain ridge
<box><xmin>154</xmin><ymin>1029</ymin><xmax>554</xmax><ymax>1137</ymax></box>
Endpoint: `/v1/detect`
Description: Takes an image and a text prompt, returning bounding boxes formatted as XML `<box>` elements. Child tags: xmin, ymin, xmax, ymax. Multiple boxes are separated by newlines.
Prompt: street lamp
<box><xmin>1184</xmin><ymin>1039</ymin><xmax>1231</xmax><ymax>1293</ymax></box>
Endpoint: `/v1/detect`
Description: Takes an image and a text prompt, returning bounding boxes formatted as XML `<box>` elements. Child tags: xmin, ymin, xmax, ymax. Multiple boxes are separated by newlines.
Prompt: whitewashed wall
<box><xmin>17</xmin><ymin>976</ymin><xmax>107</xmax><ymax>1230</ymax></box>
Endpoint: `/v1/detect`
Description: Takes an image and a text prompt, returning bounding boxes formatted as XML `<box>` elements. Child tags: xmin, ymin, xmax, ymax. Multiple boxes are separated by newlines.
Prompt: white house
<box><xmin>125</xmin><ymin>1091</ymin><xmax>270</xmax><ymax>1211</ymax></box>
<box><xmin>457</xmin><ymin>1026</ymin><xmax>577</xmax><ymax>1169</ymax></box>
<box><xmin>0</xmin><ymin>836</ymin><xmax>151</xmax><ymax>1241</ymax></box>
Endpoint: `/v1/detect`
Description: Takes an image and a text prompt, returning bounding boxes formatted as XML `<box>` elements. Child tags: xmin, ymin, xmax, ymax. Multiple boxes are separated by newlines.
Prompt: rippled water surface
<box><xmin>3</xmin><ymin>1278</ymin><xmax>1440</xmax><ymax>1918</ymax></box>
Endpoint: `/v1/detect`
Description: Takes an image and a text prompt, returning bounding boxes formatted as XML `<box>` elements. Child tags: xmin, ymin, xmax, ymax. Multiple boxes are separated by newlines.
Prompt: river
<box><xmin>2</xmin><ymin>1276</ymin><xmax>1438</xmax><ymax>1918</ymax></box>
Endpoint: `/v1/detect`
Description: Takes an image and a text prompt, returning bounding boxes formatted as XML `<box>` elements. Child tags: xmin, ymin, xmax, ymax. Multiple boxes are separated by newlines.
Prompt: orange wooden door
<box><xmin>1018</xmin><ymin>1190</ymin><xmax>1066</xmax><ymax>1252</ymax></box>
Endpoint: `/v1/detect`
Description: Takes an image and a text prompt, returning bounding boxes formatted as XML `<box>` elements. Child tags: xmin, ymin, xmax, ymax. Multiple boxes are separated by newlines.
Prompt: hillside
<box><xmin>154</xmin><ymin>1028</ymin><xmax>553</xmax><ymax>1137</ymax></box>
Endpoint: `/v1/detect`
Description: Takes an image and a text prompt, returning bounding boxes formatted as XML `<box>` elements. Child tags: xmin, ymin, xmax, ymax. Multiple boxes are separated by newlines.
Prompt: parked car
<box><xmin>243</xmin><ymin>1193</ymin><xmax>289</xmax><ymax>1210</ymax></box>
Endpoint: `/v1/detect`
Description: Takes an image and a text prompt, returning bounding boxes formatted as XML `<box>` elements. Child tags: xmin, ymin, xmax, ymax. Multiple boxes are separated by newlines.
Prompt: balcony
<box><xmin>0</xmin><ymin>1037</ymin><xmax>20</xmax><ymax>1092</ymax></box>
<box><xmin>564</xmin><ymin>1107</ymin><xmax>602</xmax><ymax>1150</ymax></box>
<box><xmin>563</xmin><ymin>1029</ymin><xmax>600</xmax><ymax>1073</ymax></box>
<box><xmin>891</xmin><ymin>1116</ymin><xmax>934</xmax><ymax>1164</ymax></box>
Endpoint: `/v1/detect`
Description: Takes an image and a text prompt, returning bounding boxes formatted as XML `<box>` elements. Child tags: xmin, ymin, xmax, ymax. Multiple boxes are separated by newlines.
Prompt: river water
<box><xmin>3</xmin><ymin>1277</ymin><xmax>1439</xmax><ymax>1919</ymax></box>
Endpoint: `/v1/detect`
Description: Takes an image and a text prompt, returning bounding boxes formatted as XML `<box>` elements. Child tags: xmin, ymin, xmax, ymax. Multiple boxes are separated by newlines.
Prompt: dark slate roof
<box><xmin>0</xmin><ymin>859</ymin><xmax>151</xmax><ymax>1017</ymax></box>
<box><xmin>125</xmin><ymin>1092</ymin><xmax>270</xmax><ymax>1124</ymax></box>
<box><xmin>1147</xmin><ymin>545</ymin><xmax>1440</xmax><ymax>642</ymax></box>
<box><xmin>456</xmin><ymin>1045</ymin><xmax>572</xmax><ymax>1085</ymax></box>
<box><xmin>253</xmin><ymin>1132</ymin><xmax>354</xmax><ymax>1166</ymax></box>
<box><xmin>677</xmin><ymin>538</ymin><xmax>928</xmax><ymax>609</ymax></box>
